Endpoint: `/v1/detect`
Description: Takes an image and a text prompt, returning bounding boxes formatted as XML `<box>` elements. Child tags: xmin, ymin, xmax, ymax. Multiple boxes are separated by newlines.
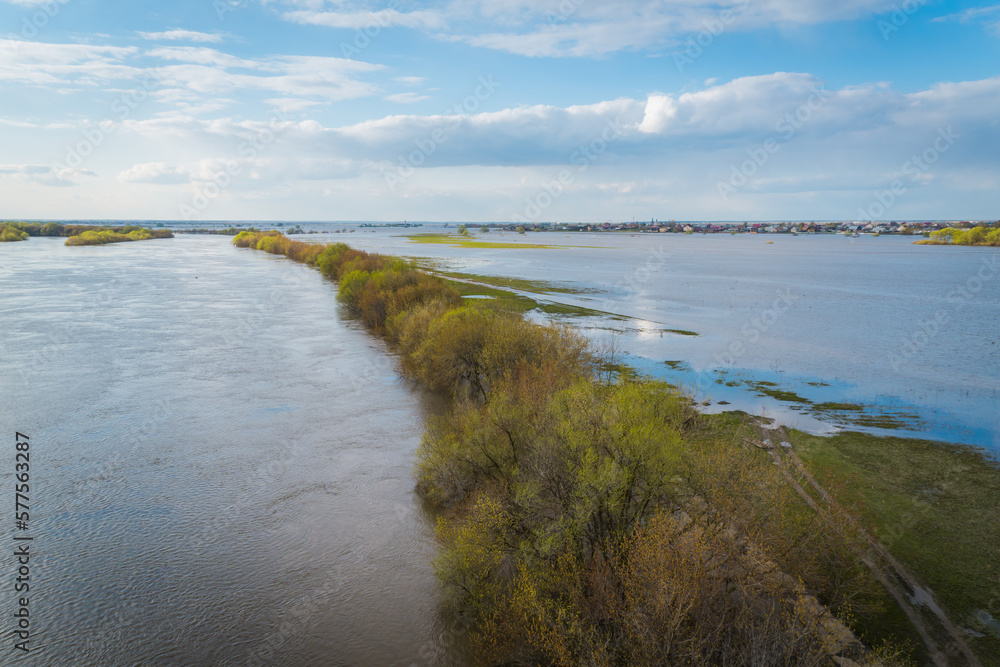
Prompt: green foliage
<box><xmin>928</xmin><ymin>224</ymin><xmax>1000</xmax><ymax>246</ymax></box>
<box><xmin>457</xmin><ymin>224</ymin><xmax>469</xmax><ymax>235</ymax></box>
<box><xmin>404</xmin><ymin>306</ymin><xmax>590</xmax><ymax>398</ymax></box>
<box><xmin>1</xmin><ymin>222</ymin><xmax>175</xmax><ymax>243</ymax></box>
<box><xmin>63</xmin><ymin>227</ymin><xmax>173</xmax><ymax>246</ymax></box>
<box><xmin>0</xmin><ymin>224</ymin><xmax>29</xmax><ymax>242</ymax></box>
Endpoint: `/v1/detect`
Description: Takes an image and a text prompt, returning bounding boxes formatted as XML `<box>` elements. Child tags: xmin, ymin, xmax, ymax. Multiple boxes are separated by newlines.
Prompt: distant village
<box><xmin>456</xmin><ymin>220</ymin><xmax>997</xmax><ymax>235</ymax></box>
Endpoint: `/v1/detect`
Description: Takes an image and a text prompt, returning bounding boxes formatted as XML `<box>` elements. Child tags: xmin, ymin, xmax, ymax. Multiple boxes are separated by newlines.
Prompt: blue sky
<box><xmin>1</xmin><ymin>0</ymin><xmax>997</xmax><ymax>222</ymax></box>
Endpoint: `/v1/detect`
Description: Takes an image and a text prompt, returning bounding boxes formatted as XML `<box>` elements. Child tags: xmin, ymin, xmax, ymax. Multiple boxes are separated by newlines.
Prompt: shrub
<box><xmin>0</xmin><ymin>225</ymin><xmax>29</xmax><ymax>242</ymax></box>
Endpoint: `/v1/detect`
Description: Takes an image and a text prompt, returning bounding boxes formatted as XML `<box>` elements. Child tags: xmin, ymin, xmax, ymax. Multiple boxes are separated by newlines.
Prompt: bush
<box><xmin>0</xmin><ymin>225</ymin><xmax>29</xmax><ymax>242</ymax></box>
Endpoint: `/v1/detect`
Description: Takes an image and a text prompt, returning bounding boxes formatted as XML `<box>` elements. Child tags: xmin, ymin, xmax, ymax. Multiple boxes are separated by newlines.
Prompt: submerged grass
<box><xmin>439</xmin><ymin>270</ymin><xmax>603</xmax><ymax>295</ymax></box>
<box><xmin>748</xmin><ymin>381</ymin><xmax>813</xmax><ymax>404</ymax></box>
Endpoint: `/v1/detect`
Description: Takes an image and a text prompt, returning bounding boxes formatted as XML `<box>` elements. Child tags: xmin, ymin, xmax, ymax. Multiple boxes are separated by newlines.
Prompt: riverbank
<box><xmin>235</xmin><ymin>231</ymin><xmax>998</xmax><ymax>665</ymax></box>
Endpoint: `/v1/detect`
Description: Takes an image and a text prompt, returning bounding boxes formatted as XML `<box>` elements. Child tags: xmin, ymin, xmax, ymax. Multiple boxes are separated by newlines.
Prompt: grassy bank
<box><xmin>235</xmin><ymin>231</ymin><xmax>1000</xmax><ymax>665</ymax></box>
<box><xmin>791</xmin><ymin>429</ymin><xmax>1000</xmax><ymax>661</ymax></box>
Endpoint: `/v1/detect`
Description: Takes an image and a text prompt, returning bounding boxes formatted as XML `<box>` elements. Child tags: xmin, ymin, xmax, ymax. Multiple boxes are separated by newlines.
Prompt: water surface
<box><xmin>0</xmin><ymin>235</ymin><xmax>462</xmax><ymax>665</ymax></box>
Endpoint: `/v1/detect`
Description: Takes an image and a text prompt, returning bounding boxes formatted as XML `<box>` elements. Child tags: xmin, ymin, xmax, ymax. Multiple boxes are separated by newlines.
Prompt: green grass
<box><xmin>405</xmin><ymin>233</ymin><xmax>566</xmax><ymax>249</ymax></box>
<box><xmin>439</xmin><ymin>270</ymin><xmax>603</xmax><ymax>295</ymax></box>
<box><xmin>791</xmin><ymin>430</ymin><xmax>1000</xmax><ymax>665</ymax></box>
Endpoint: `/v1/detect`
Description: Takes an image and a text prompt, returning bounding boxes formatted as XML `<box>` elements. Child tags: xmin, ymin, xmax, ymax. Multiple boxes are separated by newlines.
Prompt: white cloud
<box><xmin>0</xmin><ymin>39</ymin><xmax>139</xmax><ymax>85</ymax></box>
<box><xmin>266</xmin><ymin>97</ymin><xmax>324</xmax><ymax>112</ymax></box>
<box><xmin>4</xmin><ymin>68</ymin><xmax>997</xmax><ymax>220</ymax></box>
<box><xmin>385</xmin><ymin>92</ymin><xmax>429</xmax><ymax>104</ymax></box>
<box><xmin>138</xmin><ymin>30</ymin><xmax>225</xmax><ymax>43</ymax></box>
<box><xmin>0</xmin><ymin>163</ymin><xmax>95</xmax><ymax>186</ymax></box>
<box><xmin>395</xmin><ymin>76</ymin><xmax>426</xmax><ymax>86</ymax></box>
<box><xmin>118</xmin><ymin>162</ymin><xmax>190</xmax><ymax>184</ymax></box>
<box><xmin>274</xmin><ymin>0</ymin><xmax>901</xmax><ymax>58</ymax></box>
<box><xmin>109</xmin><ymin>73</ymin><xmax>999</xmax><ymax>177</ymax></box>
<box><xmin>932</xmin><ymin>4</ymin><xmax>1000</xmax><ymax>35</ymax></box>
<box><xmin>282</xmin><ymin>8</ymin><xmax>446</xmax><ymax>30</ymax></box>
<box><xmin>0</xmin><ymin>39</ymin><xmax>384</xmax><ymax>112</ymax></box>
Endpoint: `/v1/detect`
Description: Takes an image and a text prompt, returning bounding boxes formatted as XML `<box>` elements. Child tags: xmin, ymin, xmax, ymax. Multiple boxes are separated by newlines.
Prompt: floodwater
<box><xmin>333</xmin><ymin>226</ymin><xmax>1000</xmax><ymax>452</ymax></box>
<box><xmin>0</xmin><ymin>235</ymin><xmax>464</xmax><ymax>666</ymax></box>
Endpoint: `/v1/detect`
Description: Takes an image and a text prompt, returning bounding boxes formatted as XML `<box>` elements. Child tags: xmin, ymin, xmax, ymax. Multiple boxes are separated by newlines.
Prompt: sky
<box><xmin>0</xmin><ymin>0</ymin><xmax>998</xmax><ymax>222</ymax></box>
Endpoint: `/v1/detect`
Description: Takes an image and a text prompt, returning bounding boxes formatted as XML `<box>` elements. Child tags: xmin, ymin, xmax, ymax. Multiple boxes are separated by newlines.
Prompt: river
<box><xmin>0</xmin><ymin>235</ymin><xmax>463</xmax><ymax>666</ymax></box>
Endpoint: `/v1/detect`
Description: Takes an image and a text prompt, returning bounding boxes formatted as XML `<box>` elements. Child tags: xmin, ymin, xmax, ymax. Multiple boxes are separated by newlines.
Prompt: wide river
<box><xmin>1</xmin><ymin>234</ymin><xmax>465</xmax><ymax>666</ymax></box>
<box><xmin>0</xmin><ymin>226</ymin><xmax>997</xmax><ymax>666</ymax></box>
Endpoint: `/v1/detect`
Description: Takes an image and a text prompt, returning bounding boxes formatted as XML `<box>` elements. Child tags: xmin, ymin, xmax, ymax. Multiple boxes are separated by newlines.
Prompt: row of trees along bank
<box><xmin>234</xmin><ymin>230</ymin><xmax>908</xmax><ymax>666</ymax></box>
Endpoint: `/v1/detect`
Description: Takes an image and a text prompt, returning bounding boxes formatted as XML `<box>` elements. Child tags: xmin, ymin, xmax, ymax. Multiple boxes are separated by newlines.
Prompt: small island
<box><xmin>64</xmin><ymin>226</ymin><xmax>173</xmax><ymax>246</ymax></box>
<box><xmin>915</xmin><ymin>223</ymin><xmax>1000</xmax><ymax>246</ymax></box>
<box><xmin>0</xmin><ymin>222</ymin><xmax>173</xmax><ymax>245</ymax></box>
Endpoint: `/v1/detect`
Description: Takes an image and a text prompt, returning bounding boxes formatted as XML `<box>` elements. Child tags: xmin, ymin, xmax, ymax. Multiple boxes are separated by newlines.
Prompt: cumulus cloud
<box><xmin>111</xmin><ymin>73</ymin><xmax>1000</xmax><ymax>179</ymax></box>
<box><xmin>6</xmin><ymin>69</ymin><xmax>996</xmax><ymax>219</ymax></box>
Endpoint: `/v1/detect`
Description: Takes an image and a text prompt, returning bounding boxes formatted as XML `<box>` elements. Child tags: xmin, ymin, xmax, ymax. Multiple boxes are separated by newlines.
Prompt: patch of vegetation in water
<box><xmin>664</xmin><ymin>328</ymin><xmax>699</xmax><ymax>337</ymax></box>
<box><xmin>451</xmin><ymin>281</ymin><xmax>539</xmax><ymax>314</ymax></box>
<box><xmin>748</xmin><ymin>381</ymin><xmax>812</xmax><ymax>404</ymax></box>
<box><xmin>663</xmin><ymin>360</ymin><xmax>692</xmax><ymax>371</ymax></box>
<box><xmin>406</xmin><ymin>233</ymin><xmax>563</xmax><ymax>249</ymax></box>
<box><xmin>848</xmin><ymin>414</ymin><xmax>912</xmax><ymax>430</ymax></box>
<box><xmin>441</xmin><ymin>271</ymin><xmax>603</xmax><ymax>295</ymax></box>
<box><xmin>814</xmin><ymin>402</ymin><xmax>865</xmax><ymax>412</ymax></box>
